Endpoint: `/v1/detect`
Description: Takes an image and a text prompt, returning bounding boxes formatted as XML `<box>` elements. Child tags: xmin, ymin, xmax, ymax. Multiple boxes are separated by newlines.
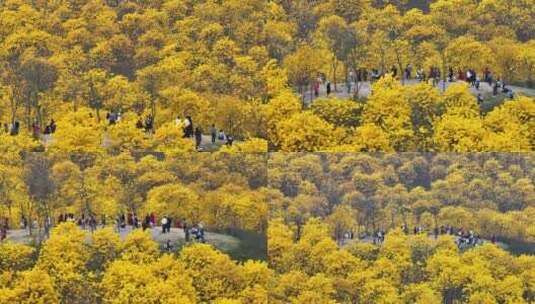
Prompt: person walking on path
<box><xmin>185</xmin><ymin>116</ymin><xmax>194</xmax><ymax>138</ymax></box>
<box><xmin>136</xmin><ymin>118</ymin><xmax>144</xmax><ymax>129</ymax></box>
<box><xmin>218</xmin><ymin>130</ymin><xmax>226</xmax><ymax>141</ymax></box>
<box><xmin>194</xmin><ymin>127</ymin><xmax>202</xmax><ymax>149</ymax></box>
<box><xmin>145</xmin><ymin>115</ymin><xmax>153</xmax><ymax>133</ymax></box>
<box><xmin>32</xmin><ymin>120</ymin><xmax>40</xmax><ymax>140</ymax></box>
<box><xmin>226</xmin><ymin>135</ymin><xmax>234</xmax><ymax>146</ymax></box>
<box><xmin>166</xmin><ymin>217</ymin><xmax>172</xmax><ymax>233</ymax></box>
<box><xmin>210</xmin><ymin>124</ymin><xmax>217</xmax><ymax>144</ymax></box>
<box><xmin>477</xmin><ymin>93</ymin><xmax>484</xmax><ymax>104</ymax></box>
<box><xmin>50</xmin><ymin>119</ymin><xmax>56</xmax><ymax>133</ymax></box>
<box><xmin>314</xmin><ymin>78</ymin><xmax>320</xmax><ymax>98</ymax></box>
<box><xmin>326</xmin><ymin>81</ymin><xmax>332</xmax><ymax>96</ymax></box>
<box><xmin>161</xmin><ymin>216</ymin><xmax>168</xmax><ymax>234</ymax></box>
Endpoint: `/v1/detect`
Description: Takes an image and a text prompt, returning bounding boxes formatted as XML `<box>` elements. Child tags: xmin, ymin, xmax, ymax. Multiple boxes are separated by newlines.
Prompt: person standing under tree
<box><xmin>210</xmin><ymin>124</ymin><xmax>217</xmax><ymax>144</ymax></box>
<box><xmin>195</xmin><ymin>127</ymin><xmax>202</xmax><ymax>149</ymax></box>
<box><xmin>161</xmin><ymin>216</ymin><xmax>168</xmax><ymax>234</ymax></box>
<box><xmin>184</xmin><ymin>116</ymin><xmax>193</xmax><ymax>138</ymax></box>
<box><xmin>166</xmin><ymin>217</ymin><xmax>172</xmax><ymax>233</ymax></box>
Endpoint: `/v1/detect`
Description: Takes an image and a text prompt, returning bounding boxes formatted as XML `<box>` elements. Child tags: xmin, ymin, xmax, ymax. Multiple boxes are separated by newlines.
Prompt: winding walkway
<box><xmin>4</xmin><ymin>226</ymin><xmax>241</xmax><ymax>253</ymax></box>
<box><xmin>302</xmin><ymin>80</ymin><xmax>535</xmax><ymax>106</ymax></box>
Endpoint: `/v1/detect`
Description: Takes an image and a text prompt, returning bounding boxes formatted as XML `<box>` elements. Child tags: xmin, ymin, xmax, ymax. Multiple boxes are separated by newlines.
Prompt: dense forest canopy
<box><xmin>0</xmin><ymin>224</ymin><xmax>273</xmax><ymax>303</ymax></box>
<box><xmin>0</xmin><ymin>152</ymin><xmax>268</xmax><ymax>234</ymax></box>
<box><xmin>268</xmin><ymin>153</ymin><xmax>535</xmax><ymax>303</ymax></box>
<box><xmin>1</xmin><ymin>1</ymin><xmax>535</xmax><ymax>303</ymax></box>
<box><xmin>268</xmin><ymin>153</ymin><xmax>535</xmax><ymax>243</ymax></box>
<box><xmin>268</xmin><ymin>218</ymin><xmax>535</xmax><ymax>303</ymax></box>
<box><xmin>0</xmin><ymin>0</ymin><xmax>534</xmax><ymax>152</ymax></box>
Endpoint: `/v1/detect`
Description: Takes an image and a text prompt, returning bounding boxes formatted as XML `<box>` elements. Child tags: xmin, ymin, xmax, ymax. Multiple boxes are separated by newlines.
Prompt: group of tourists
<box><xmin>493</xmin><ymin>79</ymin><xmax>515</xmax><ymax>99</ymax></box>
<box><xmin>31</xmin><ymin>119</ymin><xmax>56</xmax><ymax>140</ymax></box>
<box><xmin>160</xmin><ymin>215</ymin><xmax>173</xmax><ymax>233</ymax></box>
<box><xmin>3</xmin><ymin>119</ymin><xmax>56</xmax><ymax>139</ymax></box>
<box><xmin>135</xmin><ymin>115</ymin><xmax>154</xmax><ymax>133</ymax></box>
<box><xmin>1</xmin><ymin>211</ymin><xmax>210</xmax><ymax>250</ymax></box>
<box><xmin>2</xmin><ymin>121</ymin><xmax>20</xmax><ymax>135</ymax></box>
<box><xmin>405</xmin><ymin>224</ymin><xmax>484</xmax><ymax>249</ymax></box>
<box><xmin>58</xmin><ymin>213</ymin><xmax>99</xmax><ymax>231</ymax></box>
<box><xmin>175</xmin><ymin>116</ymin><xmax>233</xmax><ymax>149</ymax></box>
<box><xmin>162</xmin><ymin>221</ymin><xmax>206</xmax><ymax>251</ymax></box>
<box><xmin>339</xmin><ymin>224</ymin><xmax>492</xmax><ymax>250</ymax></box>
<box><xmin>112</xmin><ymin>212</ymin><xmax>207</xmax><ymax>247</ymax></box>
<box><xmin>2</xmin><ymin>107</ymin><xmax>236</xmax><ymax>152</ymax></box>
<box><xmin>176</xmin><ymin>116</ymin><xmax>203</xmax><ymax>149</ymax></box>
<box><xmin>456</xmin><ymin>230</ymin><xmax>484</xmax><ymax>249</ymax></box>
<box><xmin>374</xmin><ymin>230</ymin><xmax>386</xmax><ymax>244</ymax></box>
<box><xmin>113</xmin><ymin>212</ymin><xmax>206</xmax><ymax>244</ymax></box>
<box><xmin>159</xmin><ymin>215</ymin><xmax>204</xmax><ymax>242</ymax></box>
<box><xmin>106</xmin><ymin>112</ymin><xmax>122</xmax><ymax>125</ymax></box>
<box><xmin>117</xmin><ymin>213</ymin><xmax>150</xmax><ymax>231</ymax></box>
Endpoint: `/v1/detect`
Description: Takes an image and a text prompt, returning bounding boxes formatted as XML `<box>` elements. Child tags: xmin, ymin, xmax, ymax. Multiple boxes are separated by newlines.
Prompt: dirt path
<box><xmin>302</xmin><ymin>80</ymin><xmax>535</xmax><ymax>107</ymax></box>
<box><xmin>340</xmin><ymin>233</ymin><xmax>510</xmax><ymax>252</ymax></box>
<box><xmin>42</xmin><ymin>133</ymin><xmax>235</xmax><ymax>152</ymax></box>
<box><xmin>5</xmin><ymin>226</ymin><xmax>241</xmax><ymax>253</ymax></box>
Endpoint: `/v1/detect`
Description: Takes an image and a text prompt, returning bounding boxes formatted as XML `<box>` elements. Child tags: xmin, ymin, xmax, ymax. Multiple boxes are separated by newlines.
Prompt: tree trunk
<box><xmin>332</xmin><ymin>56</ymin><xmax>338</xmax><ymax>92</ymax></box>
<box><xmin>396</xmin><ymin>51</ymin><xmax>404</xmax><ymax>85</ymax></box>
<box><xmin>309</xmin><ymin>83</ymin><xmax>313</xmax><ymax>103</ymax></box>
<box><xmin>151</xmin><ymin>98</ymin><xmax>156</xmax><ymax>132</ymax></box>
<box><xmin>299</xmin><ymin>85</ymin><xmax>305</xmax><ymax>108</ymax></box>
<box><xmin>441</xmin><ymin>53</ymin><xmax>447</xmax><ymax>92</ymax></box>
<box><xmin>380</xmin><ymin>48</ymin><xmax>386</xmax><ymax>75</ymax></box>
<box><xmin>27</xmin><ymin>207</ymin><xmax>32</xmax><ymax>236</ymax></box>
<box><xmin>354</xmin><ymin>78</ymin><xmax>360</xmax><ymax>100</ymax></box>
<box><xmin>296</xmin><ymin>221</ymin><xmax>302</xmax><ymax>241</ymax></box>
<box><xmin>25</xmin><ymin>96</ymin><xmax>31</xmax><ymax>130</ymax></box>
<box><xmin>10</xmin><ymin>97</ymin><xmax>17</xmax><ymax>125</ymax></box>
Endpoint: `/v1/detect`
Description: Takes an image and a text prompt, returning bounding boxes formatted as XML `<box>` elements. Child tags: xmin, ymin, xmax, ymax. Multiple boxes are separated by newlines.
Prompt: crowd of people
<box><xmin>2</xmin><ymin>121</ymin><xmax>20</xmax><ymax>135</ymax></box>
<box><xmin>135</xmin><ymin>115</ymin><xmax>154</xmax><ymax>133</ymax></box>
<box><xmin>2</xmin><ymin>119</ymin><xmax>56</xmax><ymax>139</ymax></box>
<box><xmin>111</xmin><ymin>112</ymin><xmax>237</xmax><ymax>150</ymax></box>
<box><xmin>309</xmin><ymin>65</ymin><xmax>518</xmax><ymax>103</ymax></box>
<box><xmin>340</xmin><ymin>224</ymin><xmax>490</xmax><ymax>250</ymax></box>
<box><xmin>58</xmin><ymin>213</ymin><xmax>98</xmax><ymax>232</ymax></box>
<box><xmin>312</xmin><ymin>64</ymin><xmax>514</xmax><ymax>99</ymax></box>
<box><xmin>175</xmin><ymin>115</ymin><xmax>234</xmax><ymax>150</ymax></box>
<box><xmin>113</xmin><ymin>213</ymin><xmax>207</xmax><ymax>244</ymax></box>
<box><xmin>0</xmin><ymin>212</ymin><xmax>210</xmax><ymax>253</ymax></box>
<box><xmin>157</xmin><ymin>215</ymin><xmax>205</xmax><ymax>243</ymax></box>
<box><xmin>0</xmin><ymin>112</ymin><xmax>227</xmax><ymax>150</ymax></box>
<box><xmin>30</xmin><ymin>119</ymin><xmax>57</xmax><ymax>140</ymax></box>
